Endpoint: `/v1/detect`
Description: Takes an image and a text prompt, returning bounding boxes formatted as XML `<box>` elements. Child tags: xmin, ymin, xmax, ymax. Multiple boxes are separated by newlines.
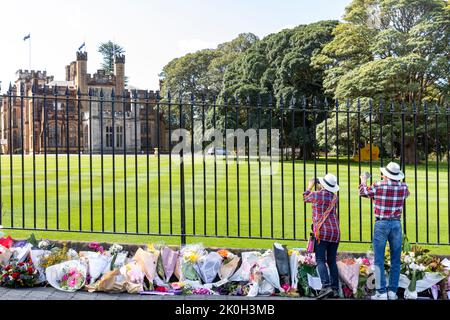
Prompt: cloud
<box><xmin>177</xmin><ymin>38</ymin><xmax>218</xmax><ymax>53</ymax></box>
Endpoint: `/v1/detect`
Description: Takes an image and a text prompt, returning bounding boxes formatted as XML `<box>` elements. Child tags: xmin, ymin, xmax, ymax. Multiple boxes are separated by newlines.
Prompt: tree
<box><xmin>98</xmin><ymin>41</ymin><xmax>126</xmax><ymax>75</ymax></box>
<box><xmin>219</xmin><ymin>21</ymin><xmax>338</xmax><ymax>159</ymax></box>
<box><xmin>312</xmin><ymin>0</ymin><xmax>449</xmax><ymax>163</ymax></box>
<box><xmin>159</xmin><ymin>33</ymin><xmax>259</xmax><ymax>101</ymax></box>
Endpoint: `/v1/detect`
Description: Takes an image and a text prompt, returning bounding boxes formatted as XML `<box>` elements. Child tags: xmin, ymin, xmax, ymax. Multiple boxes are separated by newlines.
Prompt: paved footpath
<box><xmin>0</xmin><ymin>286</ymin><xmax>318</xmax><ymax>300</ymax></box>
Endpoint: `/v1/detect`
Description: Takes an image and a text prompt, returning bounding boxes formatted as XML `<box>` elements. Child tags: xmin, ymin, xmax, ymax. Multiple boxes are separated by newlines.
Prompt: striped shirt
<box><xmin>359</xmin><ymin>179</ymin><xmax>410</xmax><ymax>220</ymax></box>
<box><xmin>303</xmin><ymin>189</ymin><xmax>340</xmax><ymax>243</ymax></box>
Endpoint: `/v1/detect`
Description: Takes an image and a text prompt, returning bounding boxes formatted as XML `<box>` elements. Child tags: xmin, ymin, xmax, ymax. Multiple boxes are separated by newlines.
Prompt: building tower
<box><xmin>114</xmin><ymin>54</ymin><xmax>125</xmax><ymax>96</ymax></box>
<box><xmin>75</xmin><ymin>51</ymin><xmax>88</xmax><ymax>95</ymax></box>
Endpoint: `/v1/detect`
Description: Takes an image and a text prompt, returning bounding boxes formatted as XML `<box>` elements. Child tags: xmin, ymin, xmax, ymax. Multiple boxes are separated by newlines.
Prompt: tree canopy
<box><xmin>98</xmin><ymin>41</ymin><xmax>126</xmax><ymax>75</ymax></box>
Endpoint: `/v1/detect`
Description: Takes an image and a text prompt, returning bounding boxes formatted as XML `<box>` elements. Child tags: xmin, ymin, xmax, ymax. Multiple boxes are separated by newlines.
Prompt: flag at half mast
<box><xmin>23</xmin><ymin>33</ymin><xmax>31</xmax><ymax>41</ymax></box>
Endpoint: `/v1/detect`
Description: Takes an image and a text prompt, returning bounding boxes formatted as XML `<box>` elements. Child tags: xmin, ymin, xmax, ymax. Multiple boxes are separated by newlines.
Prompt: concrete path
<box><xmin>0</xmin><ymin>286</ymin><xmax>316</xmax><ymax>300</ymax></box>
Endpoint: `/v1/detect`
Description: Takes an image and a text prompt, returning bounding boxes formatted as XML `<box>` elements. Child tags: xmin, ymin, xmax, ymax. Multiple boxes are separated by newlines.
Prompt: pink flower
<box><xmin>69</xmin><ymin>279</ymin><xmax>78</xmax><ymax>287</ymax></box>
<box><xmin>281</xmin><ymin>284</ymin><xmax>291</xmax><ymax>292</ymax></box>
<box><xmin>62</xmin><ymin>274</ymin><xmax>69</xmax><ymax>281</ymax></box>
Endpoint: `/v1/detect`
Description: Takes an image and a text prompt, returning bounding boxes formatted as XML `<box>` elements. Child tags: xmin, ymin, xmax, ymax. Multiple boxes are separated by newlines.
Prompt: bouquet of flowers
<box><xmin>40</xmin><ymin>242</ymin><xmax>72</xmax><ymax>269</ymax></box>
<box><xmin>45</xmin><ymin>260</ymin><xmax>87</xmax><ymax>292</ymax></box>
<box><xmin>217</xmin><ymin>249</ymin><xmax>240</xmax><ymax>281</ymax></box>
<box><xmin>120</xmin><ymin>261</ymin><xmax>146</xmax><ymax>294</ymax></box>
<box><xmin>0</xmin><ymin>244</ymin><xmax>12</xmax><ymax>266</ymax></box>
<box><xmin>401</xmin><ymin>250</ymin><xmax>427</xmax><ymax>299</ymax></box>
<box><xmin>337</xmin><ymin>257</ymin><xmax>362</xmax><ymax>297</ymax></box>
<box><xmin>0</xmin><ymin>261</ymin><xmax>38</xmax><ymax>288</ymax></box>
<box><xmin>133</xmin><ymin>247</ymin><xmax>158</xmax><ymax>284</ymax></box>
<box><xmin>354</xmin><ymin>256</ymin><xmax>374</xmax><ymax>298</ymax></box>
<box><xmin>105</xmin><ymin>243</ymin><xmax>127</xmax><ymax>272</ymax></box>
<box><xmin>194</xmin><ymin>252</ymin><xmax>222</xmax><ymax>284</ymax></box>
<box><xmin>179</xmin><ymin>244</ymin><xmax>206</xmax><ymax>281</ymax></box>
<box><xmin>0</xmin><ymin>236</ymin><xmax>13</xmax><ymax>249</ymax></box>
<box><xmin>297</xmin><ymin>253</ymin><xmax>318</xmax><ymax>297</ymax></box>
<box><xmin>59</xmin><ymin>265</ymin><xmax>86</xmax><ymax>292</ymax></box>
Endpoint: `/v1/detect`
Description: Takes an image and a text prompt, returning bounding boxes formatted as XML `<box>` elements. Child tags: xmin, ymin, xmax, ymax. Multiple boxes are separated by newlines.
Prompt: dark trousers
<box><xmin>314</xmin><ymin>239</ymin><xmax>339</xmax><ymax>290</ymax></box>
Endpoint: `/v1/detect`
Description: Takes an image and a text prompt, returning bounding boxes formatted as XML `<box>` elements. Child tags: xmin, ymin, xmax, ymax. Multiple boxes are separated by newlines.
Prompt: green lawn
<box><xmin>0</xmin><ymin>154</ymin><xmax>449</xmax><ymax>254</ymax></box>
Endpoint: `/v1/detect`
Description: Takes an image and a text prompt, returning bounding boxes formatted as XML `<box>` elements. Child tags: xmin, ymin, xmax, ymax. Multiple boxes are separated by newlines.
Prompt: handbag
<box><xmin>306</xmin><ymin>194</ymin><xmax>337</xmax><ymax>253</ymax></box>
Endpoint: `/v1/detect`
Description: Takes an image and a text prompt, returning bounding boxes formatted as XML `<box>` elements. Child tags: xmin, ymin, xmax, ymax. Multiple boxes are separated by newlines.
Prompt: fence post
<box><xmin>179</xmin><ymin>93</ymin><xmax>186</xmax><ymax>246</ymax></box>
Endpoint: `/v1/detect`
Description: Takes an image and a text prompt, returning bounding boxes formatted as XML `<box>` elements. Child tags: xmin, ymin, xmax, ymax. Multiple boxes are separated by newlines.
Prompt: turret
<box><xmin>75</xmin><ymin>51</ymin><xmax>88</xmax><ymax>95</ymax></box>
<box><xmin>114</xmin><ymin>54</ymin><xmax>125</xmax><ymax>96</ymax></box>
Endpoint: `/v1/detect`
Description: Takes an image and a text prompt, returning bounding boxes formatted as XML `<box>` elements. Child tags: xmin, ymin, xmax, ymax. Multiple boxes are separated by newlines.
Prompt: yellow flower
<box><xmin>188</xmin><ymin>253</ymin><xmax>200</xmax><ymax>263</ymax></box>
<box><xmin>288</xmin><ymin>249</ymin><xmax>294</xmax><ymax>256</ymax></box>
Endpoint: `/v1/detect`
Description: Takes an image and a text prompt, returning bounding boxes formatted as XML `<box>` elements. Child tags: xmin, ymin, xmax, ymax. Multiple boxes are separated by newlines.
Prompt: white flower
<box><xmin>38</xmin><ymin>240</ymin><xmax>50</xmax><ymax>249</ymax></box>
<box><xmin>410</xmin><ymin>263</ymin><xmax>419</xmax><ymax>271</ymax></box>
<box><xmin>419</xmin><ymin>265</ymin><xmax>426</xmax><ymax>272</ymax></box>
<box><xmin>404</xmin><ymin>256</ymin><xmax>411</xmax><ymax>264</ymax></box>
<box><xmin>109</xmin><ymin>243</ymin><xmax>123</xmax><ymax>254</ymax></box>
<box><xmin>409</xmin><ymin>252</ymin><xmax>415</xmax><ymax>258</ymax></box>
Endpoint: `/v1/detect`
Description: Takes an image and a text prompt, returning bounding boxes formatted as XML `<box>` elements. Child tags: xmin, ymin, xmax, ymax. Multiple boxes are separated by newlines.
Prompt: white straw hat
<box><xmin>380</xmin><ymin>162</ymin><xmax>404</xmax><ymax>181</ymax></box>
<box><xmin>319</xmin><ymin>173</ymin><xmax>339</xmax><ymax>193</ymax></box>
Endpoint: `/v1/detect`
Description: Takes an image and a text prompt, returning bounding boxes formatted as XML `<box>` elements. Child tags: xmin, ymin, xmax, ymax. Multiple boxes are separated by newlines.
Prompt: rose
<box><xmin>11</xmin><ymin>272</ymin><xmax>20</xmax><ymax>279</ymax></box>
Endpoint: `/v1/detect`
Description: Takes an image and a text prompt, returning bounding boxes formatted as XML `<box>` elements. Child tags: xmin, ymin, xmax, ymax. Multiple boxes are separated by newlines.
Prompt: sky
<box><xmin>0</xmin><ymin>0</ymin><xmax>352</xmax><ymax>92</ymax></box>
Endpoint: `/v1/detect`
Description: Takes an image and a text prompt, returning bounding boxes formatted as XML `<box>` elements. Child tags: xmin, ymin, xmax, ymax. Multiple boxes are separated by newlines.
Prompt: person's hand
<box><xmin>307</xmin><ymin>178</ymin><xmax>316</xmax><ymax>190</ymax></box>
<box><xmin>360</xmin><ymin>173</ymin><xmax>368</xmax><ymax>184</ymax></box>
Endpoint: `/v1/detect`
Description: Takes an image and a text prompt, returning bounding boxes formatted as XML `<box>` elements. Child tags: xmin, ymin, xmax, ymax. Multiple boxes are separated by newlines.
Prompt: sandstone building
<box><xmin>0</xmin><ymin>51</ymin><xmax>168</xmax><ymax>155</ymax></box>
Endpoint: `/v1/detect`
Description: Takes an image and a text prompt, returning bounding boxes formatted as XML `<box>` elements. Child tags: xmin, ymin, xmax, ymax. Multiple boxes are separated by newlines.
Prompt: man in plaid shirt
<box><xmin>360</xmin><ymin>162</ymin><xmax>410</xmax><ymax>300</ymax></box>
<box><xmin>304</xmin><ymin>173</ymin><xmax>340</xmax><ymax>299</ymax></box>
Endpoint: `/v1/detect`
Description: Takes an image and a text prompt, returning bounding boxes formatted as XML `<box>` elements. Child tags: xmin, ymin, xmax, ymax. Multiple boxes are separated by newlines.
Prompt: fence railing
<box><xmin>0</xmin><ymin>85</ymin><xmax>449</xmax><ymax>246</ymax></box>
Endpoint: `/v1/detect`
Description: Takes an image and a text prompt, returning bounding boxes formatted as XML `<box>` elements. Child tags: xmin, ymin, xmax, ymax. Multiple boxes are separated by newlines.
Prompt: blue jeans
<box><xmin>373</xmin><ymin>220</ymin><xmax>402</xmax><ymax>294</ymax></box>
<box><xmin>314</xmin><ymin>239</ymin><xmax>339</xmax><ymax>290</ymax></box>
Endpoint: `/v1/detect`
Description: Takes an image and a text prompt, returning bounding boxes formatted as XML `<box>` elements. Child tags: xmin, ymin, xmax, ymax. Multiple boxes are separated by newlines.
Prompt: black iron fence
<box><xmin>0</xmin><ymin>84</ymin><xmax>449</xmax><ymax>246</ymax></box>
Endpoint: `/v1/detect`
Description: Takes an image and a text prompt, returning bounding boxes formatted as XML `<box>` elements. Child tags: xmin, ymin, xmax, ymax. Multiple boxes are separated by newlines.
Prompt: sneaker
<box><xmin>371</xmin><ymin>292</ymin><xmax>388</xmax><ymax>300</ymax></box>
<box><xmin>316</xmin><ymin>287</ymin><xmax>334</xmax><ymax>300</ymax></box>
<box><xmin>388</xmin><ymin>291</ymin><xmax>398</xmax><ymax>300</ymax></box>
<box><xmin>330</xmin><ymin>289</ymin><xmax>340</xmax><ymax>299</ymax></box>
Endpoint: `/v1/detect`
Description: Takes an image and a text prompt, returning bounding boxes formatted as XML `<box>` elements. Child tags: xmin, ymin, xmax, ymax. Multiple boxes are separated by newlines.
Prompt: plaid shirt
<box><xmin>303</xmin><ymin>189</ymin><xmax>340</xmax><ymax>243</ymax></box>
<box><xmin>359</xmin><ymin>180</ymin><xmax>410</xmax><ymax>219</ymax></box>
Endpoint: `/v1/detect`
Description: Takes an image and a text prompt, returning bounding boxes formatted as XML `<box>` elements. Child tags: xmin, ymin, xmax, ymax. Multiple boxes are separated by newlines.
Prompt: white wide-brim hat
<box><xmin>319</xmin><ymin>173</ymin><xmax>339</xmax><ymax>193</ymax></box>
<box><xmin>380</xmin><ymin>162</ymin><xmax>404</xmax><ymax>181</ymax></box>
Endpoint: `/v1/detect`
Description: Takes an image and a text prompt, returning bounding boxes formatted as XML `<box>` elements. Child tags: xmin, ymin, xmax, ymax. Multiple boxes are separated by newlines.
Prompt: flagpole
<box><xmin>29</xmin><ymin>35</ymin><xmax>32</xmax><ymax>70</ymax></box>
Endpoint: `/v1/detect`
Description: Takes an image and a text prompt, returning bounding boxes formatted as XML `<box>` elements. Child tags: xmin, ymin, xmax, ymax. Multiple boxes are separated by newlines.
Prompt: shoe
<box><xmin>388</xmin><ymin>291</ymin><xmax>398</xmax><ymax>300</ymax></box>
<box><xmin>330</xmin><ymin>289</ymin><xmax>340</xmax><ymax>299</ymax></box>
<box><xmin>371</xmin><ymin>291</ymin><xmax>388</xmax><ymax>300</ymax></box>
<box><xmin>316</xmin><ymin>287</ymin><xmax>334</xmax><ymax>300</ymax></box>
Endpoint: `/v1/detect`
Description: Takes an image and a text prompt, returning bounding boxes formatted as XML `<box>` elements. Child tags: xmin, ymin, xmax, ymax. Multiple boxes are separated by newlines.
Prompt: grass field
<box><xmin>0</xmin><ymin>154</ymin><xmax>449</xmax><ymax>254</ymax></box>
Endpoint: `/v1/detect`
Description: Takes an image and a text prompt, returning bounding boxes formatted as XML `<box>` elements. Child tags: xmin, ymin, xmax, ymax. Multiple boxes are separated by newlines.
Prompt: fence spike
<box><xmin>279</xmin><ymin>95</ymin><xmax>284</xmax><ymax>109</ymax></box>
<box><xmin>77</xmin><ymin>87</ymin><xmax>81</xmax><ymax>97</ymax></box>
<box><xmin>88</xmin><ymin>87</ymin><xmax>93</xmax><ymax>97</ymax></box>
<box><xmin>111</xmin><ymin>88</ymin><xmax>115</xmax><ymax>99</ymax></box>
<box><xmin>290</xmin><ymin>96</ymin><xmax>296</xmax><ymax>109</ymax></box>
<box><xmin>65</xmin><ymin>86</ymin><xmax>70</xmax><ymax>96</ymax></box>
<box><xmin>99</xmin><ymin>88</ymin><xmax>104</xmax><ymax>98</ymax></box>
<box><xmin>32</xmin><ymin>83</ymin><xmax>37</xmax><ymax>95</ymax></box>
<box><xmin>257</xmin><ymin>93</ymin><xmax>262</xmax><ymax>107</ymax></box>
<box><xmin>178</xmin><ymin>92</ymin><xmax>183</xmax><ymax>104</ymax></box>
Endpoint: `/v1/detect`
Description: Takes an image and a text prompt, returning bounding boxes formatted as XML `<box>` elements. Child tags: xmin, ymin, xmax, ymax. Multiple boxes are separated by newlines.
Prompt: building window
<box><xmin>116</xmin><ymin>126</ymin><xmax>123</xmax><ymax>148</ymax></box>
<box><xmin>106</xmin><ymin>126</ymin><xmax>113</xmax><ymax>148</ymax></box>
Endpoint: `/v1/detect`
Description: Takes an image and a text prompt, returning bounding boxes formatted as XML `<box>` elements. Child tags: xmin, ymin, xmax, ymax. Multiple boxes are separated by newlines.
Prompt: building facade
<box><xmin>0</xmin><ymin>51</ymin><xmax>168</xmax><ymax>155</ymax></box>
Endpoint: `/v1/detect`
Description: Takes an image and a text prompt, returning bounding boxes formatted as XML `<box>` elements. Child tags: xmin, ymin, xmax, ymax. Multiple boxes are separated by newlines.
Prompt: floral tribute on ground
<box><xmin>0</xmin><ymin>234</ymin><xmax>449</xmax><ymax>299</ymax></box>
